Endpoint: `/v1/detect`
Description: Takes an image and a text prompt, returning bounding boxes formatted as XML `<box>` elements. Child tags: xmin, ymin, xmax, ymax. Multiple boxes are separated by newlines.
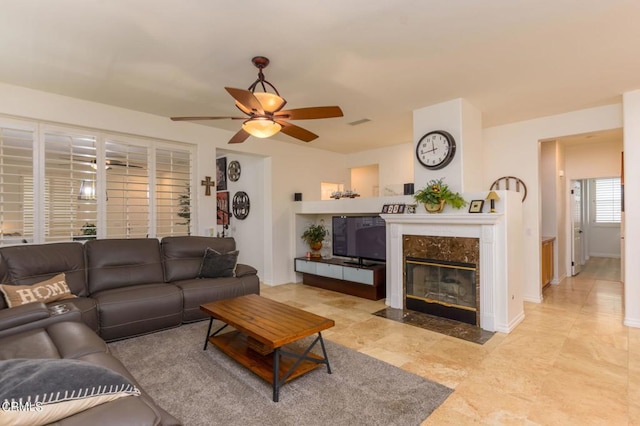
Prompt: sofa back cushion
<box><xmin>0</xmin><ymin>243</ymin><xmax>88</xmax><ymax>299</ymax></box>
<box><xmin>85</xmin><ymin>239</ymin><xmax>165</xmax><ymax>294</ymax></box>
<box><xmin>161</xmin><ymin>236</ymin><xmax>236</xmax><ymax>282</ymax></box>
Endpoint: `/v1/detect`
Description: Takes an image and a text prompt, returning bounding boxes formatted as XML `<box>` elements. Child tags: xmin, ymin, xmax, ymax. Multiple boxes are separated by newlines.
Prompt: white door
<box><xmin>571</xmin><ymin>180</ymin><xmax>584</xmax><ymax>275</ymax></box>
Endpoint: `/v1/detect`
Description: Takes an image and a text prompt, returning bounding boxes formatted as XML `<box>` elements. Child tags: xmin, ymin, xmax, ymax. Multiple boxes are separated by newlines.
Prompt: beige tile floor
<box><xmin>261</xmin><ymin>257</ymin><xmax>637</xmax><ymax>425</ymax></box>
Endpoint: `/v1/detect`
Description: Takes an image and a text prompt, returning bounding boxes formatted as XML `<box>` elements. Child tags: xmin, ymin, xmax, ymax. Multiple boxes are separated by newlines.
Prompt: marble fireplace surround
<box><xmin>404</xmin><ymin>235</ymin><xmax>480</xmax><ymax>324</ymax></box>
<box><xmin>381</xmin><ymin>213</ymin><xmax>524</xmax><ymax>333</ymax></box>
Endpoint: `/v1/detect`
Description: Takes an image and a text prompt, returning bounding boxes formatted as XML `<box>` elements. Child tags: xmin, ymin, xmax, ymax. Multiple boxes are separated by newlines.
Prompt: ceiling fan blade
<box><xmin>225</xmin><ymin>87</ymin><xmax>264</xmax><ymax>115</ymax></box>
<box><xmin>170</xmin><ymin>116</ymin><xmax>243</xmax><ymax>121</ymax></box>
<box><xmin>228</xmin><ymin>129</ymin><xmax>251</xmax><ymax>144</ymax></box>
<box><xmin>274</xmin><ymin>106</ymin><xmax>343</xmax><ymax>120</ymax></box>
<box><xmin>276</xmin><ymin>120</ymin><xmax>318</xmax><ymax>142</ymax></box>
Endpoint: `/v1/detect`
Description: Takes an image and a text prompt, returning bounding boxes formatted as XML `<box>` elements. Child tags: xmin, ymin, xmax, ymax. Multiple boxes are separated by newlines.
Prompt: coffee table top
<box><xmin>200</xmin><ymin>294</ymin><xmax>334</xmax><ymax>348</ymax></box>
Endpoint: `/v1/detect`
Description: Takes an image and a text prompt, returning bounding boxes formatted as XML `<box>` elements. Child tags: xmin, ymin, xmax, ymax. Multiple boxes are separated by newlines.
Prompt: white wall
<box><xmin>350</xmin><ymin>164</ymin><xmax>379</xmax><ymax>197</ymax></box>
<box><xmin>483</xmin><ymin>104</ymin><xmax>622</xmax><ymax>303</ymax></box>
<box><xmin>346</xmin><ymin>143</ymin><xmax>414</xmax><ymax>196</ymax></box>
<box><xmin>623</xmin><ymin>90</ymin><xmax>640</xmax><ymax>327</ymax></box>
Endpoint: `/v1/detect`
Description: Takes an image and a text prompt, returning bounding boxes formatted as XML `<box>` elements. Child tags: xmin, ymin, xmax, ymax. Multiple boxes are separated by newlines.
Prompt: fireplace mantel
<box><xmin>381</xmin><ymin>194</ymin><xmax>524</xmax><ymax>333</ymax></box>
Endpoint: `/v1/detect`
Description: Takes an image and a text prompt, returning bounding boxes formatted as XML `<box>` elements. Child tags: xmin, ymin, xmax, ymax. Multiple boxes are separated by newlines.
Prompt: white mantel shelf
<box><xmin>381</xmin><ymin>213</ymin><xmax>504</xmax><ymax>226</ymax></box>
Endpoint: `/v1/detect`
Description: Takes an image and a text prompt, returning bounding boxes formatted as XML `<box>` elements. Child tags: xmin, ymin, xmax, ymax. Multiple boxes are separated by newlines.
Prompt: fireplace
<box><xmin>402</xmin><ymin>234</ymin><xmax>480</xmax><ymax>325</ymax></box>
<box><xmin>381</xmin><ymin>205</ymin><xmax>524</xmax><ymax>333</ymax></box>
<box><xmin>405</xmin><ymin>257</ymin><xmax>478</xmax><ymax>325</ymax></box>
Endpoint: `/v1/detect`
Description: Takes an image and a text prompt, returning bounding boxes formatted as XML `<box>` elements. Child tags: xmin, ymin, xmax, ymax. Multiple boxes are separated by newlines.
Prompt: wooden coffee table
<box><xmin>200</xmin><ymin>294</ymin><xmax>335</xmax><ymax>402</ymax></box>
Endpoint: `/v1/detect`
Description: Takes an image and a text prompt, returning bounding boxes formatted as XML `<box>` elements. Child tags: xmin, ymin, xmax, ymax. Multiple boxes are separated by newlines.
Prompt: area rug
<box><xmin>108</xmin><ymin>321</ymin><xmax>452</xmax><ymax>426</ymax></box>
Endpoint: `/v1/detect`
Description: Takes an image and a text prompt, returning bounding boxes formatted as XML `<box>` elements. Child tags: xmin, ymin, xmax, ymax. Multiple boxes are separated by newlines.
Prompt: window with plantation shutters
<box><xmin>0</xmin><ymin>120</ymin><xmax>194</xmax><ymax>245</ymax></box>
<box><xmin>156</xmin><ymin>147</ymin><xmax>191</xmax><ymax>237</ymax></box>
<box><xmin>0</xmin><ymin>126</ymin><xmax>34</xmax><ymax>245</ymax></box>
<box><xmin>594</xmin><ymin>177</ymin><xmax>621</xmax><ymax>223</ymax></box>
<box><xmin>105</xmin><ymin>139</ymin><xmax>149</xmax><ymax>238</ymax></box>
<box><xmin>43</xmin><ymin>131</ymin><xmax>98</xmax><ymax>242</ymax></box>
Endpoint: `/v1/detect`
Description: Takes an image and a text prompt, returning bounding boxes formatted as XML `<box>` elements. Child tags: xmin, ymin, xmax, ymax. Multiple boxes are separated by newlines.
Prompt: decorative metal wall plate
<box><xmin>227</xmin><ymin>160</ymin><xmax>241</xmax><ymax>182</ymax></box>
<box><xmin>232</xmin><ymin>191</ymin><xmax>250</xmax><ymax>219</ymax></box>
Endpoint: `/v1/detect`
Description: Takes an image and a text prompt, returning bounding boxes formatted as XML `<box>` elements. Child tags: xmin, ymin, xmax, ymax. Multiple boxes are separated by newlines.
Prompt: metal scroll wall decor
<box><xmin>232</xmin><ymin>191</ymin><xmax>250</xmax><ymax>220</ymax></box>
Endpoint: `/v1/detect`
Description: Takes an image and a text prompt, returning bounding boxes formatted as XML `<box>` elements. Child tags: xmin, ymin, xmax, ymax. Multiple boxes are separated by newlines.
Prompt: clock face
<box><xmin>416</xmin><ymin>130</ymin><xmax>456</xmax><ymax>170</ymax></box>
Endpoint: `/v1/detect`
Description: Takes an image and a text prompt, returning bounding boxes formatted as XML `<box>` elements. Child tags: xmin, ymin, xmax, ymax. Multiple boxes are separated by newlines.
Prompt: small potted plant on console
<box><xmin>413</xmin><ymin>178</ymin><xmax>467</xmax><ymax>213</ymax></box>
<box><xmin>301</xmin><ymin>223</ymin><xmax>328</xmax><ymax>258</ymax></box>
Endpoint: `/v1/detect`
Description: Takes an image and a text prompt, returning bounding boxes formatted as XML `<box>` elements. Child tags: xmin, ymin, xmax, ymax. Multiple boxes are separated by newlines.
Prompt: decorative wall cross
<box><xmin>201</xmin><ymin>176</ymin><xmax>214</xmax><ymax>196</ymax></box>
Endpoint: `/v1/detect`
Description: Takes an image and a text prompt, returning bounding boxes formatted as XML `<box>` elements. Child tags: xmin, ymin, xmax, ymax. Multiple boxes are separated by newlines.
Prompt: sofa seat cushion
<box><xmin>0</xmin><ymin>358</ymin><xmax>140</xmax><ymax>426</ymax></box>
<box><xmin>0</xmin><ymin>322</ymin><xmax>106</xmax><ymax>361</ymax></box>
<box><xmin>92</xmin><ymin>283</ymin><xmax>182</xmax><ymax>341</ymax></box>
<box><xmin>174</xmin><ymin>276</ymin><xmax>260</xmax><ymax>322</ymax></box>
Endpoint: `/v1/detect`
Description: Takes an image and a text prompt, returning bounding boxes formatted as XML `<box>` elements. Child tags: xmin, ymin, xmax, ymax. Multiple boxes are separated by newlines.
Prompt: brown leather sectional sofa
<box><xmin>0</xmin><ymin>236</ymin><xmax>260</xmax><ymax>425</ymax></box>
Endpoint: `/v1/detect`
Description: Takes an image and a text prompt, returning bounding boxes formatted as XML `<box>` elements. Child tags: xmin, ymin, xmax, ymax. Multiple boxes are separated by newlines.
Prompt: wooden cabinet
<box><xmin>541</xmin><ymin>237</ymin><xmax>555</xmax><ymax>289</ymax></box>
<box><xmin>294</xmin><ymin>258</ymin><xmax>385</xmax><ymax>300</ymax></box>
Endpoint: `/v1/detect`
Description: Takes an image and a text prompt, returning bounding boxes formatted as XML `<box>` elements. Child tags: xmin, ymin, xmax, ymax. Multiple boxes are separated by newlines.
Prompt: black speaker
<box><xmin>403</xmin><ymin>183</ymin><xmax>414</xmax><ymax>195</ymax></box>
<box><xmin>294</xmin><ymin>192</ymin><xmax>302</xmax><ymax>201</ymax></box>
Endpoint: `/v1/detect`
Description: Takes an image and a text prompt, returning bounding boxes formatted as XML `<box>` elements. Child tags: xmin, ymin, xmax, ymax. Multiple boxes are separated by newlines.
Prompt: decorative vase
<box><xmin>309</xmin><ymin>241</ymin><xmax>323</xmax><ymax>257</ymax></box>
<box><xmin>424</xmin><ymin>200</ymin><xmax>446</xmax><ymax>213</ymax></box>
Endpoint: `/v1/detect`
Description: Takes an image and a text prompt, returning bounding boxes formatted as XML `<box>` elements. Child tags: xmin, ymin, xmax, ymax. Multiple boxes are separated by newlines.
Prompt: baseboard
<box><xmin>523</xmin><ymin>295</ymin><xmax>543</xmax><ymax>303</ymax></box>
<box><xmin>624</xmin><ymin>317</ymin><xmax>640</xmax><ymax>328</ymax></box>
<box><xmin>495</xmin><ymin>311</ymin><xmax>525</xmax><ymax>333</ymax></box>
<box><xmin>589</xmin><ymin>252</ymin><xmax>621</xmax><ymax>259</ymax></box>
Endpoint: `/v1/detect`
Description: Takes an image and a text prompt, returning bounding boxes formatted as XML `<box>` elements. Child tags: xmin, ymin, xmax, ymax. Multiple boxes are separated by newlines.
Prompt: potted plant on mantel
<box><xmin>301</xmin><ymin>223</ymin><xmax>328</xmax><ymax>258</ymax></box>
<box><xmin>413</xmin><ymin>178</ymin><xmax>467</xmax><ymax>213</ymax></box>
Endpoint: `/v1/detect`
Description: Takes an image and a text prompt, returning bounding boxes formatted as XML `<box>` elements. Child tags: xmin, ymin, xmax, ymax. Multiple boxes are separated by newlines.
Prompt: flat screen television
<box><xmin>332</xmin><ymin>215</ymin><xmax>386</xmax><ymax>265</ymax></box>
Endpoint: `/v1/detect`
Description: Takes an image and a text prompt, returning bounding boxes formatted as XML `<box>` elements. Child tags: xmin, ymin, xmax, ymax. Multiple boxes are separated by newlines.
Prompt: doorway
<box><xmin>570</xmin><ymin>179</ymin><xmax>585</xmax><ymax>276</ymax></box>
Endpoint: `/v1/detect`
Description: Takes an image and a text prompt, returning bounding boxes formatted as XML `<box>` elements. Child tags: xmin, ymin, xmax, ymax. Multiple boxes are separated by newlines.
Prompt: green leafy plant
<box><xmin>176</xmin><ymin>183</ymin><xmax>191</xmax><ymax>236</ymax></box>
<box><xmin>413</xmin><ymin>178</ymin><xmax>467</xmax><ymax>209</ymax></box>
<box><xmin>81</xmin><ymin>222</ymin><xmax>97</xmax><ymax>236</ymax></box>
<box><xmin>301</xmin><ymin>223</ymin><xmax>328</xmax><ymax>246</ymax></box>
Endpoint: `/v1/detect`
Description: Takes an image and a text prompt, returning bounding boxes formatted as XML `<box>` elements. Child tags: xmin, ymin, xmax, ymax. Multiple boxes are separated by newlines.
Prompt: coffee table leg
<box><xmin>273</xmin><ymin>348</ymin><xmax>281</xmax><ymax>402</ymax></box>
<box><xmin>318</xmin><ymin>332</ymin><xmax>332</xmax><ymax>374</ymax></box>
<box><xmin>203</xmin><ymin>319</ymin><xmax>228</xmax><ymax>351</ymax></box>
<box><xmin>203</xmin><ymin>317</ymin><xmax>214</xmax><ymax>350</ymax></box>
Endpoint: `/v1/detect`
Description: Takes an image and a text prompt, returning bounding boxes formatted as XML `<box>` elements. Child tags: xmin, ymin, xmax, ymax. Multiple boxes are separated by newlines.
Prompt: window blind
<box><xmin>43</xmin><ymin>131</ymin><xmax>97</xmax><ymax>242</ymax></box>
<box><xmin>105</xmin><ymin>140</ymin><xmax>149</xmax><ymax>238</ymax></box>
<box><xmin>156</xmin><ymin>147</ymin><xmax>191</xmax><ymax>238</ymax></box>
<box><xmin>0</xmin><ymin>127</ymin><xmax>34</xmax><ymax>245</ymax></box>
<box><xmin>594</xmin><ymin>177</ymin><xmax>621</xmax><ymax>223</ymax></box>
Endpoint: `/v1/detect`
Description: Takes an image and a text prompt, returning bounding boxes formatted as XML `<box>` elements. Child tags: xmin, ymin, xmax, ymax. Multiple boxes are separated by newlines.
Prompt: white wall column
<box><xmin>623</xmin><ymin>90</ymin><xmax>640</xmax><ymax>327</ymax></box>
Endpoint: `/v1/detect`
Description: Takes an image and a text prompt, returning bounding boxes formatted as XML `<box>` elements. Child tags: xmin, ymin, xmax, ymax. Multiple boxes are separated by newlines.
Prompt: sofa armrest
<box><xmin>0</xmin><ymin>302</ymin><xmax>49</xmax><ymax>332</ymax></box>
<box><xmin>235</xmin><ymin>263</ymin><xmax>257</xmax><ymax>278</ymax></box>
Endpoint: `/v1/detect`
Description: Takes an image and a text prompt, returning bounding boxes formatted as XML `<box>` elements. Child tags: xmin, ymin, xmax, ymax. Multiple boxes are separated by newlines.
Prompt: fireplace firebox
<box><xmin>405</xmin><ymin>257</ymin><xmax>478</xmax><ymax>325</ymax></box>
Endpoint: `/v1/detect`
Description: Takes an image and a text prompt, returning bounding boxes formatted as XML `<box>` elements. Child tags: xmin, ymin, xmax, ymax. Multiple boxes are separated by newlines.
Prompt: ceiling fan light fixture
<box><xmin>242</xmin><ymin>118</ymin><xmax>282</xmax><ymax>138</ymax></box>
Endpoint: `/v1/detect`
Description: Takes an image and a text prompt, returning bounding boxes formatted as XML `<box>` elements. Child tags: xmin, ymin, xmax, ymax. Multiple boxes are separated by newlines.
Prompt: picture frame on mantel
<box><xmin>469</xmin><ymin>199</ymin><xmax>484</xmax><ymax>213</ymax></box>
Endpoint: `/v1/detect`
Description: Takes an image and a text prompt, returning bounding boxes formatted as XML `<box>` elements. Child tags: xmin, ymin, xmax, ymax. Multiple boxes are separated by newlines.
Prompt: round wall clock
<box><xmin>232</xmin><ymin>191</ymin><xmax>250</xmax><ymax>220</ymax></box>
<box><xmin>416</xmin><ymin>130</ymin><xmax>456</xmax><ymax>170</ymax></box>
<box><xmin>227</xmin><ymin>160</ymin><xmax>241</xmax><ymax>182</ymax></box>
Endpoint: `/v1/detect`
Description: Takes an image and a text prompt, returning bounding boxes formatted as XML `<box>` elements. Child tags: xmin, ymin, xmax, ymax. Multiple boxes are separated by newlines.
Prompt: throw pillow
<box><xmin>0</xmin><ymin>273</ymin><xmax>77</xmax><ymax>308</ymax></box>
<box><xmin>0</xmin><ymin>358</ymin><xmax>140</xmax><ymax>426</ymax></box>
<box><xmin>199</xmin><ymin>248</ymin><xmax>239</xmax><ymax>278</ymax></box>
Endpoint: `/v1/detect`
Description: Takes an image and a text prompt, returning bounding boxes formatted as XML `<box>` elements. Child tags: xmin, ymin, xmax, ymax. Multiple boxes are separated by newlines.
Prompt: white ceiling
<box><xmin>0</xmin><ymin>1</ymin><xmax>638</xmax><ymax>153</ymax></box>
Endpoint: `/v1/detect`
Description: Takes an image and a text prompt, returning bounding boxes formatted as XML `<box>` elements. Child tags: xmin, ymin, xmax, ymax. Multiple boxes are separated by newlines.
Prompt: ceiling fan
<box><xmin>170</xmin><ymin>56</ymin><xmax>344</xmax><ymax>144</ymax></box>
